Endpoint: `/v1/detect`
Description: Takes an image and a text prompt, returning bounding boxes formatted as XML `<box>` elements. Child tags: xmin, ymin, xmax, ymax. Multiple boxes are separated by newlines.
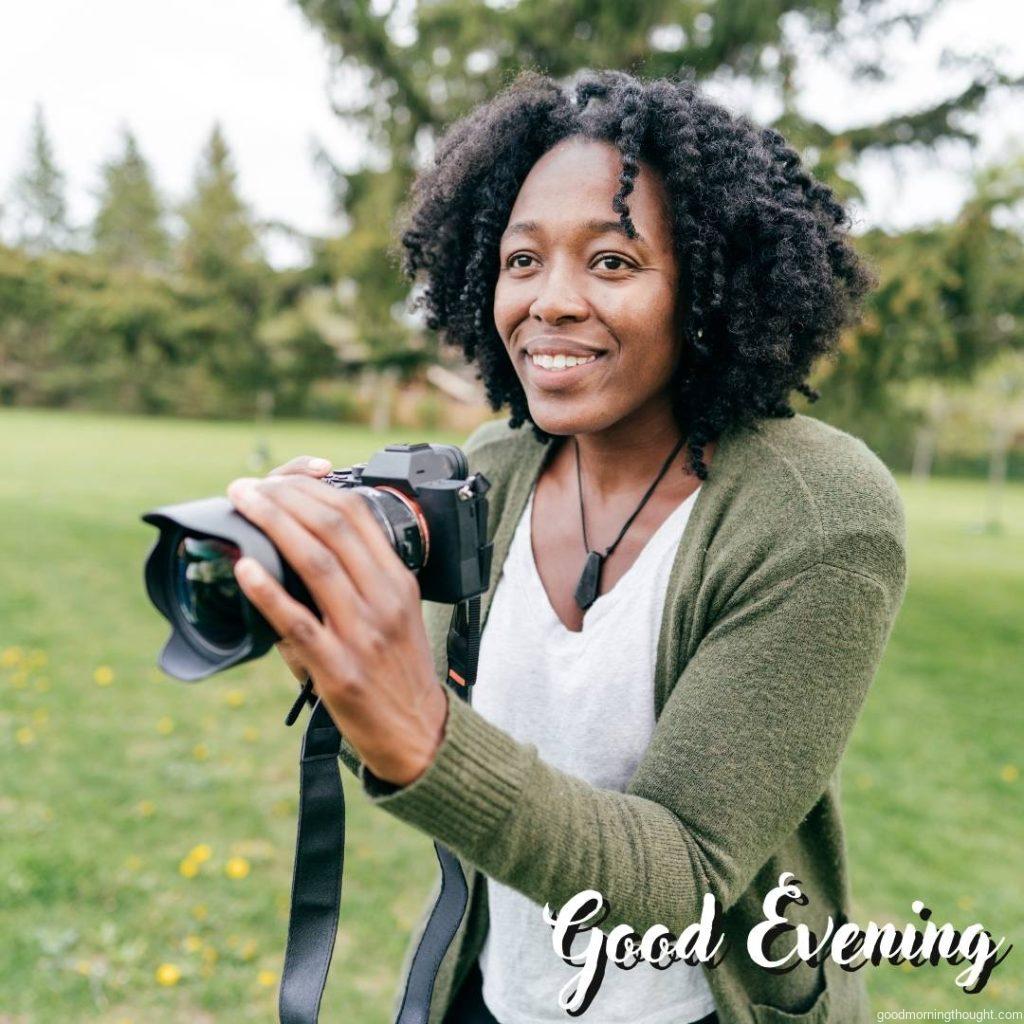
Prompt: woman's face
<box><xmin>494</xmin><ymin>137</ymin><xmax>682</xmax><ymax>438</ymax></box>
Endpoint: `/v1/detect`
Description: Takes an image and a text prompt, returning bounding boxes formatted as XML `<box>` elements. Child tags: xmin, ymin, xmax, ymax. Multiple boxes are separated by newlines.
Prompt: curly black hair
<box><xmin>395</xmin><ymin>68</ymin><xmax>876</xmax><ymax>479</ymax></box>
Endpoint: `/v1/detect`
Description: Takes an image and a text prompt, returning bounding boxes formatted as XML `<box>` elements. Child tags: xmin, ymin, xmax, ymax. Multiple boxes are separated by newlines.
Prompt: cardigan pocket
<box><xmin>750</xmin><ymin>960</ymin><xmax>832</xmax><ymax>1024</ymax></box>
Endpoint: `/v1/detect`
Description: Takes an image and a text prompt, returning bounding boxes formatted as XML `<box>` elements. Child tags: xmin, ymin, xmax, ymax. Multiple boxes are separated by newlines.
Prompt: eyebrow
<box><xmin>501</xmin><ymin>218</ymin><xmax>650</xmax><ymax>249</ymax></box>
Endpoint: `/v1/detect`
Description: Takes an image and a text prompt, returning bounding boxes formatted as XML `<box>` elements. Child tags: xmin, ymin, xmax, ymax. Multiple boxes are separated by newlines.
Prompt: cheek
<box><xmin>605</xmin><ymin>292</ymin><xmax>648</xmax><ymax>325</ymax></box>
<box><xmin>492</xmin><ymin>282</ymin><xmax>521</xmax><ymax>344</ymax></box>
<box><xmin>607</xmin><ymin>291</ymin><xmax>678</xmax><ymax>365</ymax></box>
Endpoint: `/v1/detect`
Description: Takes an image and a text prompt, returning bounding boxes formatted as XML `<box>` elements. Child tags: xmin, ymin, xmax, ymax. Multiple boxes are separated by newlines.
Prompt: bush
<box><xmin>304</xmin><ymin>378</ymin><xmax>370</xmax><ymax>424</ymax></box>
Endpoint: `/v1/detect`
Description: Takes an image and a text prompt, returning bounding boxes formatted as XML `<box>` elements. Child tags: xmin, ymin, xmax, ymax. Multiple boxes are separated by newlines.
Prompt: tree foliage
<box><xmin>10</xmin><ymin>105</ymin><xmax>71</xmax><ymax>254</ymax></box>
<box><xmin>178</xmin><ymin>124</ymin><xmax>263</xmax><ymax>282</ymax></box>
<box><xmin>0</xmin><ymin>0</ymin><xmax>1022</xmax><ymax>472</ymax></box>
<box><xmin>293</xmin><ymin>0</ymin><xmax>1024</xmax><ymax>391</ymax></box>
<box><xmin>93</xmin><ymin>128</ymin><xmax>170</xmax><ymax>270</ymax></box>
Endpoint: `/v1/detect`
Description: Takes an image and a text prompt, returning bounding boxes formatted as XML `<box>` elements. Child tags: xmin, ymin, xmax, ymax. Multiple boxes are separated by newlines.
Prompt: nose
<box><xmin>528</xmin><ymin>261</ymin><xmax>589</xmax><ymax>325</ymax></box>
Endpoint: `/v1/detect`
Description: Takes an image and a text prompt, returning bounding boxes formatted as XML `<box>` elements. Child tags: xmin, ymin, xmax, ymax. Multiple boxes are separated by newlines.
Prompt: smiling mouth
<box><xmin>525</xmin><ymin>352</ymin><xmax>606</xmax><ymax>372</ymax></box>
<box><xmin>522</xmin><ymin>350</ymin><xmax>608</xmax><ymax>390</ymax></box>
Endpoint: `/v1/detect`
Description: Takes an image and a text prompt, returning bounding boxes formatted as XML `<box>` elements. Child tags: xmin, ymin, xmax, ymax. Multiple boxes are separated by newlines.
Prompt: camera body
<box><xmin>141</xmin><ymin>441</ymin><xmax>492</xmax><ymax>682</ymax></box>
<box><xmin>321</xmin><ymin>442</ymin><xmax>492</xmax><ymax>604</ymax></box>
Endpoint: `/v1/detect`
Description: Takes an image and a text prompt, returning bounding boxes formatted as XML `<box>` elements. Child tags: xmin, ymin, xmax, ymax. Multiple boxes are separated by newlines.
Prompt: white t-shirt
<box><xmin>471</xmin><ymin>482</ymin><xmax>715</xmax><ymax>1024</ymax></box>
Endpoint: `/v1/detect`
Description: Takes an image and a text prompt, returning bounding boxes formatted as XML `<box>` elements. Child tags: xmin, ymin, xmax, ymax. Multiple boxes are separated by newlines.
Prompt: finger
<box><xmin>268</xmin><ymin>455</ymin><xmax>332</xmax><ymax>477</ymax></box>
<box><xmin>291</xmin><ymin>476</ymin><xmax>419</xmax><ymax>596</ymax></box>
<box><xmin>227</xmin><ymin>477</ymin><xmax>366</xmax><ymax>631</ymax></box>
<box><xmin>255</xmin><ymin>475</ymin><xmax>401</xmax><ymax>610</ymax></box>
<box><xmin>275</xmin><ymin>639</ymin><xmax>310</xmax><ymax>683</ymax></box>
<box><xmin>234</xmin><ymin>558</ymin><xmax>351</xmax><ymax>694</ymax></box>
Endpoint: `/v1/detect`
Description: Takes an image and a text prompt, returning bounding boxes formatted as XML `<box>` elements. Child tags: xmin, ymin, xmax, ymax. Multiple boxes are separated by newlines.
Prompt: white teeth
<box><xmin>530</xmin><ymin>353</ymin><xmax>598</xmax><ymax>370</ymax></box>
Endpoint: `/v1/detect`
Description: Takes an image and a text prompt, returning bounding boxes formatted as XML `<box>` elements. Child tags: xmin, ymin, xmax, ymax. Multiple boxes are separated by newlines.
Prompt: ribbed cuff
<box><xmin>359</xmin><ymin>685</ymin><xmax>534</xmax><ymax>858</ymax></box>
<box><xmin>338</xmin><ymin>734</ymin><xmax>362</xmax><ymax>777</ymax></box>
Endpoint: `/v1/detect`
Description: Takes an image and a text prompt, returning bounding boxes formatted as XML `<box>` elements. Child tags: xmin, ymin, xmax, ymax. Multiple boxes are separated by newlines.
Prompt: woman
<box><xmin>227</xmin><ymin>69</ymin><xmax>907</xmax><ymax>1024</ymax></box>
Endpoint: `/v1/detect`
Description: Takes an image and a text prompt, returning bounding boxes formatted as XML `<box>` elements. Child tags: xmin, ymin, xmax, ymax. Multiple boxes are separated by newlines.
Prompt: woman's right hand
<box><xmin>261</xmin><ymin>454</ymin><xmax>333</xmax><ymax>687</ymax></box>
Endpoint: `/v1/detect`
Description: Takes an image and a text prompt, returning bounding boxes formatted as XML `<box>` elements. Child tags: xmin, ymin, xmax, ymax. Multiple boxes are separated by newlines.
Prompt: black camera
<box><xmin>141</xmin><ymin>442</ymin><xmax>492</xmax><ymax>682</ymax></box>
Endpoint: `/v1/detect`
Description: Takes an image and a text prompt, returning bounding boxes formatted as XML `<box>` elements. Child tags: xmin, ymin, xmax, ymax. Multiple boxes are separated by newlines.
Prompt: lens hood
<box><xmin>142</xmin><ymin>496</ymin><xmax>284</xmax><ymax>681</ymax></box>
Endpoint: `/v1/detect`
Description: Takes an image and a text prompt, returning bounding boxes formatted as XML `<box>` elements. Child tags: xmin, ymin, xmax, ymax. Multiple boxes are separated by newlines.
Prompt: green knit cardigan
<box><xmin>337</xmin><ymin>412</ymin><xmax>908</xmax><ymax>1024</ymax></box>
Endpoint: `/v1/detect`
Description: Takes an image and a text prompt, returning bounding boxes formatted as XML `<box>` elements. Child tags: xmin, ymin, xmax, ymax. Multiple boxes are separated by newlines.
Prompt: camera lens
<box><xmin>171</xmin><ymin>533</ymin><xmax>247</xmax><ymax>651</ymax></box>
<box><xmin>354</xmin><ymin>486</ymin><xmax>428</xmax><ymax>570</ymax></box>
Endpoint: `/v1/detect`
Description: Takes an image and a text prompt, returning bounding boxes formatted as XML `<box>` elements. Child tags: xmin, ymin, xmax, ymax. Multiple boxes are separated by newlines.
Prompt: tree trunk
<box><xmin>370</xmin><ymin>365</ymin><xmax>399</xmax><ymax>433</ymax></box>
<box><xmin>911</xmin><ymin>425</ymin><xmax>936</xmax><ymax>481</ymax></box>
<box><xmin>986</xmin><ymin>413</ymin><xmax>1011</xmax><ymax>531</ymax></box>
<box><xmin>249</xmin><ymin>389</ymin><xmax>275</xmax><ymax>473</ymax></box>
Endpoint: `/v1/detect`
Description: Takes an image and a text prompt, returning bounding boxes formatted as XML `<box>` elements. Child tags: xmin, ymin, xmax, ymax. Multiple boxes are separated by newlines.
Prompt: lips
<box><xmin>524</xmin><ymin>350</ymin><xmax>607</xmax><ymax>389</ymax></box>
<box><xmin>523</xmin><ymin>336</ymin><xmax>608</xmax><ymax>358</ymax></box>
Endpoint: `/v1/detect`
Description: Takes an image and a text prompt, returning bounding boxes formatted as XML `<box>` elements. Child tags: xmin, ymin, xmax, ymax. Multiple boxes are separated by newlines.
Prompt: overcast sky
<box><xmin>1</xmin><ymin>0</ymin><xmax>1021</xmax><ymax>267</ymax></box>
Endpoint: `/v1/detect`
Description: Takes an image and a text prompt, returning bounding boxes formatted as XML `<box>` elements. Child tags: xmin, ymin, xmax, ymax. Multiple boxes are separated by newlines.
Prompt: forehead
<box><xmin>502</xmin><ymin>137</ymin><xmax>672</xmax><ymax>250</ymax></box>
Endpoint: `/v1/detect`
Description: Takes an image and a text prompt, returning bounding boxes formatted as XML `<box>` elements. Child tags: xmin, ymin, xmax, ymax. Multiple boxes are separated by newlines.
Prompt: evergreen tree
<box><xmin>92</xmin><ymin>127</ymin><xmax>170</xmax><ymax>270</ymax></box>
<box><xmin>178</xmin><ymin>123</ymin><xmax>262</xmax><ymax>280</ymax></box>
<box><xmin>11</xmin><ymin>104</ymin><xmax>71</xmax><ymax>254</ymax></box>
<box><xmin>293</xmin><ymin>0</ymin><xmax>1024</xmax><ymax>382</ymax></box>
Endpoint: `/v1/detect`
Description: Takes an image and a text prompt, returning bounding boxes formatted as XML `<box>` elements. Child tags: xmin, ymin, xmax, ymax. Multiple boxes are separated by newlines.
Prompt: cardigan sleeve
<box><xmin>357</xmin><ymin>558</ymin><xmax>902</xmax><ymax>936</ymax></box>
<box><xmin>339</xmin><ymin>736</ymin><xmax>362</xmax><ymax>777</ymax></box>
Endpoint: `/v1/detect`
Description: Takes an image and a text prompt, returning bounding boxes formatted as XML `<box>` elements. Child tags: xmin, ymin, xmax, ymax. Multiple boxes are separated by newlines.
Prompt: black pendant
<box><xmin>574</xmin><ymin>550</ymin><xmax>604</xmax><ymax>611</ymax></box>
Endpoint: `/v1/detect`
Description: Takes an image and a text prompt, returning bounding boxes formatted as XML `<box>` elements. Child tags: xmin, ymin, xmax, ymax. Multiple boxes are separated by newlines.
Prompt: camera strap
<box><xmin>278</xmin><ymin>595</ymin><xmax>481</xmax><ymax>1024</ymax></box>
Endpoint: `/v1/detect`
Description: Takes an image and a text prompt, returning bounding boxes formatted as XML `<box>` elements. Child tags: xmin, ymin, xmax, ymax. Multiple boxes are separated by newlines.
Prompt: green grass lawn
<box><xmin>0</xmin><ymin>407</ymin><xmax>1020</xmax><ymax>1022</ymax></box>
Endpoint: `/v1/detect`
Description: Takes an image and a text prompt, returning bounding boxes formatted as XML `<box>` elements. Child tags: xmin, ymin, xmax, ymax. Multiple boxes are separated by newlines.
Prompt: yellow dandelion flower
<box><xmin>93</xmin><ymin>665</ymin><xmax>115</xmax><ymax>686</ymax></box>
<box><xmin>258</xmin><ymin>969</ymin><xmax>278</xmax><ymax>988</ymax></box>
<box><xmin>225</xmin><ymin>856</ymin><xmax>250</xmax><ymax>880</ymax></box>
<box><xmin>240</xmin><ymin>939</ymin><xmax>258</xmax><ymax>961</ymax></box>
<box><xmin>1000</xmin><ymin>764</ymin><xmax>1018</xmax><ymax>783</ymax></box>
<box><xmin>136</xmin><ymin>800</ymin><xmax>156</xmax><ymax>818</ymax></box>
<box><xmin>242</xmin><ymin>726</ymin><xmax>260</xmax><ymax>743</ymax></box>
<box><xmin>10</xmin><ymin>670</ymin><xmax>28</xmax><ymax>689</ymax></box>
<box><xmin>155</xmin><ymin>963</ymin><xmax>182</xmax><ymax>986</ymax></box>
<box><xmin>189</xmin><ymin>843</ymin><xmax>212</xmax><ymax>863</ymax></box>
<box><xmin>123</xmin><ymin>855</ymin><xmax>143</xmax><ymax>872</ymax></box>
<box><xmin>35</xmin><ymin>677</ymin><xmax>50</xmax><ymax>692</ymax></box>
<box><xmin>179</xmin><ymin>857</ymin><xmax>200</xmax><ymax>879</ymax></box>
<box><xmin>156</xmin><ymin>716</ymin><xmax>174</xmax><ymax>735</ymax></box>
<box><xmin>1</xmin><ymin>646</ymin><xmax>23</xmax><ymax>667</ymax></box>
<box><xmin>33</xmin><ymin>708</ymin><xmax>50</xmax><ymax>725</ymax></box>
<box><xmin>192</xmin><ymin>743</ymin><xmax>209</xmax><ymax>761</ymax></box>
<box><xmin>202</xmin><ymin>945</ymin><xmax>219</xmax><ymax>965</ymax></box>
<box><xmin>15</xmin><ymin>726</ymin><xmax>35</xmax><ymax>746</ymax></box>
<box><xmin>225</xmin><ymin>689</ymin><xmax>246</xmax><ymax>709</ymax></box>
<box><xmin>183</xmin><ymin>935</ymin><xmax>203</xmax><ymax>954</ymax></box>
<box><xmin>27</xmin><ymin>650</ymin><xmax>48</xmax><ymax>669</ymax></box>
<box><xmin>75</xmin><ymin>958</ymin><xmax>92</xmax><ymax>976</ymax></box>
<box><xmin>191</xmin><ymin>904</ymin><xmax>208</xmax><ymax>922</ymax></box>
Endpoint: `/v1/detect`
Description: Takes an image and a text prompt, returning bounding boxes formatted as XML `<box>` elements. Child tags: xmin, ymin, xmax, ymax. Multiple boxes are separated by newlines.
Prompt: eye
<box><xmin>593</xmin><ymin>254</ymin><xmax>634</xmax><ymax>272</ymax></box>
<box><xmin>504</xmin><ymin>252</ymin><xmax>536</xmax><ymax>270</ymax></box>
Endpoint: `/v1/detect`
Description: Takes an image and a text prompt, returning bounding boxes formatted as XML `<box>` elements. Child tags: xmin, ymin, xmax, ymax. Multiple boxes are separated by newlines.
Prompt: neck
<box><xmin>568</xmin><ymin>398</ymin><xmax>688</xmax><ymax>501</ymax></box>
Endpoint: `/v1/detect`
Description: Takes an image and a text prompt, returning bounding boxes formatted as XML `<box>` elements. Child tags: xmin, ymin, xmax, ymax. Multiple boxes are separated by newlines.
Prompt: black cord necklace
<box><xmin>573</xmin><ymin>434</ymin><xmax>687</xmax><ymax>612</ymax></box>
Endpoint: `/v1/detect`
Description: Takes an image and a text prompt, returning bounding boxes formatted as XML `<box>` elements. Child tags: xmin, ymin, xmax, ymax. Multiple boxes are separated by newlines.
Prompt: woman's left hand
<box><xmin>225</xmin><ymin>473</ymin><xmax>448</xmax><ymax>787</ymax></box>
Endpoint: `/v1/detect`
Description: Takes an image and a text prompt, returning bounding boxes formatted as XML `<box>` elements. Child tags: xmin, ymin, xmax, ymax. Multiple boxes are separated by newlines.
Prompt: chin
<box><xmin>526</xmin><ymin>400</ymin><xmax>607</xmax><ymax>438</ymax></box>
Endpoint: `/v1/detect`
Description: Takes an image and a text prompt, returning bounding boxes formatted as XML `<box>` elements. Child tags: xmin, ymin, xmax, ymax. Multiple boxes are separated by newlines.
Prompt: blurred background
<box><xmin>0</xmin><ymin>1</ymin><xmax>1021</xmax><ymax>1021</ymax></box>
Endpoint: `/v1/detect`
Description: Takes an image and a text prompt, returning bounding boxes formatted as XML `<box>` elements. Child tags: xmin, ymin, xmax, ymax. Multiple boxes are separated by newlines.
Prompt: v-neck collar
<box><xmin>467</xmin><ymin>422</ymin><xmax>747</xmax><ymax>718</ymax></box>
<box><xmin>516</xmin><ymin>481</ymin><xmax>700</xmax><ymax>637</ymax></box>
